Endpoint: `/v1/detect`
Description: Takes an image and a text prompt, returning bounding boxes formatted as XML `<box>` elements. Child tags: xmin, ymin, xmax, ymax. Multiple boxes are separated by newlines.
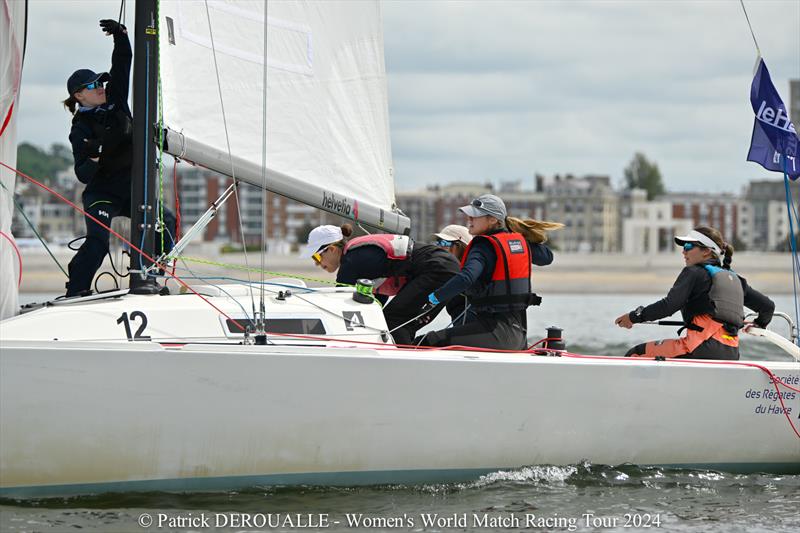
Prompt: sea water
<box><xmin>1</xmin><ymin>294</ymin><xmax>798</xmax><ymax>532</ymax></box>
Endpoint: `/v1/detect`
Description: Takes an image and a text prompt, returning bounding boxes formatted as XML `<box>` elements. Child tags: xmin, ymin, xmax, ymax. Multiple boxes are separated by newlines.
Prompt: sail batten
<box><xmin>160</xmin><ymin>0</ymin><xmax>406</xmax><ymax>232</ymax></box>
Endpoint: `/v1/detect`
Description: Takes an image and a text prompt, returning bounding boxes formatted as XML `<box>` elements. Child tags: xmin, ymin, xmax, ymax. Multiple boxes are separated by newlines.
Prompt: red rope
<box><xmin>0</xmin><ymin>230</ymin><xmax>22</xmax><ymax>287</ymax></box>
<box><xmin>171</xmin><ymin>159</ymin><xmax>181</xmax><ymax>276</ymax></box>
<box><xmin>0</xmin><ymin>160</ymin><xmax>246</xmax><ymax>332</ymax></box>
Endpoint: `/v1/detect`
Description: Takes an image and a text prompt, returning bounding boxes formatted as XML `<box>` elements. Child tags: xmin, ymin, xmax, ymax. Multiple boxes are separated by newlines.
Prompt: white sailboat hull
<box><xmin>2</xmin><ymin>338</ymin><xmax>798</xmax><ymax>497</ymax></box>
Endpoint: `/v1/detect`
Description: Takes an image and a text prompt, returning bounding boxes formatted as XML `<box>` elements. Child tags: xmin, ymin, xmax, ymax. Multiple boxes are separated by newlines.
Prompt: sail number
<box><xmin>116</xmin><ymin>311</ymin><xmax>151</xmax><ymax>340</ymax></box>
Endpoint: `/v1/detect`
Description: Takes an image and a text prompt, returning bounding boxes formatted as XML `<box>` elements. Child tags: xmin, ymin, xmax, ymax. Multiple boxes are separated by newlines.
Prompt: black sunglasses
<box><xmin>471</xmin><ymin>199</ymin><xmax>483</xmax><ymax>207</ymax></box>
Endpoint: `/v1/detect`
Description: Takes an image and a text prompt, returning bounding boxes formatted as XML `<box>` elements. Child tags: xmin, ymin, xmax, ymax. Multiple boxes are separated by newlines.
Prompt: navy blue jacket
<box><xmin>69</xmin><ymin>31</ymin><xmax>133</xmax><ymax>196</ymax></box>
<box><xmin>433</xmin><ymin>229</ymin><xmax>553</xmax><ymax>305</ymax></box>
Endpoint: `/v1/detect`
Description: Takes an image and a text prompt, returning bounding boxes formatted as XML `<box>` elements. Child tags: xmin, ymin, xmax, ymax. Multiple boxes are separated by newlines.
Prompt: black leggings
<box><xmin>66</xmin><ymin>191</ymin><xmax>176</xmax><ymax>296</ymax></box>
<box><xmin>416</xmin><ymin>312</ymin><xmax>527</xmax><ymax>351</ymax></box>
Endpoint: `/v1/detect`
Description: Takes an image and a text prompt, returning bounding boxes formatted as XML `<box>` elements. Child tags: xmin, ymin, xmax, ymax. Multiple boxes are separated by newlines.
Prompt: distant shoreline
<box><xmin>15</xmin><ymin>249</ymin><xmax>795</xmax><ymax>295</ymax></box>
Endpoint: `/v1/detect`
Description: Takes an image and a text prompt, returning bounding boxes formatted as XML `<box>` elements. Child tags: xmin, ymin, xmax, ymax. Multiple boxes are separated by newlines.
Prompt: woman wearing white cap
<box><xmin>433</xmin><ymin>225</ymin><xmax>472</xmax><ymax>262</ymax></box>
<box><xmin>417</xmin><ymin>194</ymin><xmax>563</xmax><ymax>350</ymax></box>
<box><xmin>614</xmin><ymin>226</ymin><xmax>774</xmax><ymax>359</ymax></box>
<box><xmin>302</xmin><ymin>223</ymin><xmax>460</xmax><ymax>344</ymax></box>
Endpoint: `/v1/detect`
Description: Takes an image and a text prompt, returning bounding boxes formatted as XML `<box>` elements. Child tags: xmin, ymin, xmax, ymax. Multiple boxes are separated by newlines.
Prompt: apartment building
<box><xmin>536</xmin><ymin>174</ymin><xmax>619</xmax><ymax>252</ymax></box>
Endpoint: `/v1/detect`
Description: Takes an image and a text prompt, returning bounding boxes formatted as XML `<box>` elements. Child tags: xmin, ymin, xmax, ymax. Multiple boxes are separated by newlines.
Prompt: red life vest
<box><xmin>460</xmin><ymin>232</ymin><xmax>539</xmax><ymax>312</ymax></box>
<box><xmin>343</xmin><ymin>234</ymin><xmax>412</xmax><ymax>296</ymax></box>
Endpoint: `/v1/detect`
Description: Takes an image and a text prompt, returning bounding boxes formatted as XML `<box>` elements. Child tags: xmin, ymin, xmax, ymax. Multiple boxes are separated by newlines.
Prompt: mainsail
<box><xmin>159</xmin><ymin>0</ymin><xmax>410</xmax><ymax>234</ymax></box>
<box><xmin>0</xmin><ymin>0</ymin><xmax>27</xmax><ymax>320</ymax></box>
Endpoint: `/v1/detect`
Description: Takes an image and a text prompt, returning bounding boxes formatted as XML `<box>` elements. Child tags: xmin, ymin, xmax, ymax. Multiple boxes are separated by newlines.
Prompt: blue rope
<box><xmin>782</xmin><ymin>156</ymin><xmax>800</xmax><ymax>345</ymax></box>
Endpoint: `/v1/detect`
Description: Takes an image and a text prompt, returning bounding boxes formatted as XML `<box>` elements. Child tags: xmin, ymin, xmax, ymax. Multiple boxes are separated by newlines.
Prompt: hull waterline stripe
<box><xmin>2</xmin><ymin>463</ymin><xmax>800</xmax><ymax>498</ymax></box>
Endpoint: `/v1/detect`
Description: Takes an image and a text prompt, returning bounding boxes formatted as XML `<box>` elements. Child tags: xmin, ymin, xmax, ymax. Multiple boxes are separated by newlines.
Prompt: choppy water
<box><xmin>2</xmin><ymin>294</ymin><xmax>799</xmax><ymax>532</ymax></box>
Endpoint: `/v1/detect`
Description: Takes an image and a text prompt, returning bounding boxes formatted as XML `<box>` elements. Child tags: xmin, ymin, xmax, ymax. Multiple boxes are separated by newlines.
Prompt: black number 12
<box><xmin>116</xmin><ymin>311</ymin><xmax>151</xmax><ymax>340</ymax></box>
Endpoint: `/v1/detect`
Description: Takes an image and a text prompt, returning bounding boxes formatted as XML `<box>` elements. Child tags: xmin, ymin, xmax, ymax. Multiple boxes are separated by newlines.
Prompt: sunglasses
<box><xmin>434</xmin><ymin>239</ymin><xmax>454</xmax><ymax>247</ymax></box>
<box><xmin>83</xmin><ymin>81</ymin><xmax>104</xmax><ymax>91</ymax></box>
<box><xmin>683</xmin><ymin>242</ymin><xmax>706</xmax><ymax>251</ymax></box>
<box><xmin>471</xmin><ymin>199</ymin><xmax>483</xmax><ymax>207</ymax></box>
<box><xmin>311</xmin><ymin>245</ymin><xmax>330</xmax><ymax>265</ymax></box>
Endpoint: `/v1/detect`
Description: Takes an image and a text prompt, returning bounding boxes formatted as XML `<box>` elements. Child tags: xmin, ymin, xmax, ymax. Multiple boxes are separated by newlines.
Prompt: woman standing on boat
<box><xmin>614</xmin><ymin>226</ymin><xmax>774</xmax><ymax>359</ymax></box>
<box><xmin>416</xmin><ymin>194</ymin><xmax>562</xmax><ymax>350</ymax></box>
<box><xmin>303</xmin><ymin>224</ymin><xmax>460</xmax><ymax>344</ymax></box>
<box><xmin>62</xmin><ymin>19</ymin><xmax>175</xmax><ymax>296</ymax></box>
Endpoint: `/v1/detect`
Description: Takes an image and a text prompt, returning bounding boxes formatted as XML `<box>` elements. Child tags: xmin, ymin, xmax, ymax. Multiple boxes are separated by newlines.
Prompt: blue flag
<box><xmin>747</xmin><ymin>58</ymin><xmax>800</xmax><ymax>180</ymax></box>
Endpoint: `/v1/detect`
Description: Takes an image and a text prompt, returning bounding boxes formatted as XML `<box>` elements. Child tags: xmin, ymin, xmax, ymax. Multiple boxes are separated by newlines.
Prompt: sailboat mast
<box><xmin>129</xmin><ymin>0</ymin><xmax>161</xmax><ymax>294</ymax></box>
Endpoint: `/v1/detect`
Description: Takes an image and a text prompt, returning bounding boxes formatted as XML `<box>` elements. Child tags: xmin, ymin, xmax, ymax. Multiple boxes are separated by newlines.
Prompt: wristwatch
<box><xmin>631</xmin><ymin>305</ymin><xmax>645</xmax><ymax>322</ymax></box>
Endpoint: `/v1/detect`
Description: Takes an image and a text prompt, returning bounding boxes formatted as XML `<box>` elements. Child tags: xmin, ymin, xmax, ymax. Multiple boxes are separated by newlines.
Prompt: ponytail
<box><xmin>62</xmin><ymin>95</ymin><xmax>78</xmax><ymax>115</ymax></box>
<box><xmin>722</xmin><ymin>242</ymin><xmax>734</xmax><ymax>270</ymax></box>
<box><xmin>694</xmin><ymin>225</ymin><xmax>733</xmax><ymax>269</ymax></box>
<box><xmin>330</xmin><ymin>223</ymin><xmax>354</xmax><ymax>249</ymax></box>
<box><xmin>506</xmin><ymin>216</ymin><xmax>564</xmax><ymax>244</ymax></box>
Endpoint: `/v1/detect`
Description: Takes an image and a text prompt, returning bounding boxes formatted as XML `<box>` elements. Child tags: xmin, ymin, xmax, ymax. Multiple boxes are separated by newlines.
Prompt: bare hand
<box><xmin>615</xmin><ymin>313</ymin><xmax>633</xmax><ymax>329</ymax></box>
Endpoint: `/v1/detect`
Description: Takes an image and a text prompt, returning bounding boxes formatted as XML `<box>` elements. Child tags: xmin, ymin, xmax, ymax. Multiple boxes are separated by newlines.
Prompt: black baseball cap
<box><xmin>67</xmin><ymin>69</ymin><xmax>110</xmax><ymax>95</ymax></box>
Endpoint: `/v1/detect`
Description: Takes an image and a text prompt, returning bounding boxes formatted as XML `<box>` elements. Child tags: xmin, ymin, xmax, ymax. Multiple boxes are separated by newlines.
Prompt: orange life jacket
<box><xmin>460</xmin><ymin>232</ymin><xmax>540</xmax><ymax>312</ymax></box>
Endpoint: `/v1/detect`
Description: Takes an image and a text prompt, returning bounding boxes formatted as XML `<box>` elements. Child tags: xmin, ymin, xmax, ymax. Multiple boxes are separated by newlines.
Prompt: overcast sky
<box><xmin>15</xmin><ymin>0</ymin><xmax>800</xmax><ymax>194</ymax></box>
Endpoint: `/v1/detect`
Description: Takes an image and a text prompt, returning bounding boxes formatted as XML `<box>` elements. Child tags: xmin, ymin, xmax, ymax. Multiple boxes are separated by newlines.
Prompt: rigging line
<box><xmin>0</xmin><ymin>231</ymin><xmax>22</xmax><ymax>287</ymax></box>
<box><xmin>0</xmin><ymin>160</ymin><xmax>248</xmax><ymax>332</ymax></box>
<box><xmin>259</xmin><ymin>0</ymin><xmax>269</xmax><ymax>331</ymax></box>
<box><xmin>117</xmin><ymin>0</ymin><xmax>125</xmax><ymax>26</ymax></box>
<box><xmin>174</xmin><ymin>256</ymin><xmax>255</xmax><ymax>322</ymax></box>
<box><xmin>231</xmin><ymin>181</ymin><xmax>259</xmax><ymax>321</ymax></box>
<box><xmin>0</xmin><ymin>179</ymin><xmax>68</xmax><ymax>277</ymax></box>
<box><xmin>202</xmin><ymin>0</ymin><xmax>258</xmax><ymax>324</ymax></box>
<box><xmin>738</xmin><ymin>0</ymin><xmax>761</xmax><ymax>57</ymax></box>
<box><xmin>178</xmin><ymin>255</ymin><xmax>340</xmax><ymax>285</ymax></box>
<box><xmin>156</xmin><ymin>1</ymin><xmax>166</xmax><ymax>261</ymax></box>
<box><xmin>783</xmin><ymin>169</ymin><xmax>800</xmax><ymax>345</ymax></box>
<box><xmin>291</xmin><ymin>292</ymin><xmax>387</xmax><ymax>334</ymax></box>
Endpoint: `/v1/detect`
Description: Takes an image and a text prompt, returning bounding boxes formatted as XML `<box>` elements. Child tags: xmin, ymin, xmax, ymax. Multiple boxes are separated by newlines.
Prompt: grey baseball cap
<box><xmin>458</xmin><ymin>194</ymin><xmax>507</xmax><ymax>221</ymax></box>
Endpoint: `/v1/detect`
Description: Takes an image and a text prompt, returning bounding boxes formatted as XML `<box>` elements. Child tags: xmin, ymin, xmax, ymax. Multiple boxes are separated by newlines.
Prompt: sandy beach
<box><xmin>14</xmin><ymin>246</ymin><xmax>795</xmax><ymax>296</ymax></box>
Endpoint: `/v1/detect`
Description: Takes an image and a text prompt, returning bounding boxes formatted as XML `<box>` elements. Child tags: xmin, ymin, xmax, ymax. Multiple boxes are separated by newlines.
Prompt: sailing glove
<box><xmin>100</xmin><ymin>19</ymin><xmax>126</xmax><ymax>36</ymax></box>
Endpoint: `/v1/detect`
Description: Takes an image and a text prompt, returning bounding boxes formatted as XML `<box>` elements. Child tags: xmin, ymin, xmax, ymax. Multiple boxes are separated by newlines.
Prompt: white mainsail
<box><xmin>0</xmin><ymin>0</ymin><xmax>27</xmax><ymax>320</ymax></box>
<box><xmin>159</xmin><ymin>0</ymin><xmax>409</xmax><ymax>233</ymax></box>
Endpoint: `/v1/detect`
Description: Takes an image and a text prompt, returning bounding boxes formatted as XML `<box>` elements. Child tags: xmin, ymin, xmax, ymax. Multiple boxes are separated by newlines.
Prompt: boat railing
<box><xmin>745</xmin><ymin>311</ymin><xmax>797</xmax><ymax>343</ymax></box>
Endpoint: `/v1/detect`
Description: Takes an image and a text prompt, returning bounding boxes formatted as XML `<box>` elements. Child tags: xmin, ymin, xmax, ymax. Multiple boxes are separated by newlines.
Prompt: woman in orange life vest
<box><xmin>614</xmin><ymin>226</ymin><xmax>774</xmax><ymax>360</ymax></box>
<box><xmin>302</xmin><ymin>223</ymin><xmax>460</xmax><ymax>345</ymax></box>
<box><xmin>416</xmin><ymin>194</ymin><xmax>563</xmax><ymax>350</ymax></box>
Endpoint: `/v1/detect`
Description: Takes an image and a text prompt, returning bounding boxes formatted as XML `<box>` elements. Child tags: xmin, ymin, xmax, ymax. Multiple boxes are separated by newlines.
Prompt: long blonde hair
<box><xmin>506</xmin><ymin>216</ymin><xmax>564</xmax><ymax>244</ymax></box>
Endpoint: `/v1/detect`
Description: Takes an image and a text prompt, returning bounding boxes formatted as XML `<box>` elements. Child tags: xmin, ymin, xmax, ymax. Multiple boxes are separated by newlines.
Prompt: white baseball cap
<box><xmin>433</xmin><ymin>225</ymin><xmax>472</xmax><ymax>245</ymax></box>
<box><xmin>301</xmin><ymin>225</ymin><xmax>343</xmax><ymax>258</ymax></box>
<box><xmin>674</xmin><ymin>230</ymin><xmax>722</xmax><ymax>258</ymax></box>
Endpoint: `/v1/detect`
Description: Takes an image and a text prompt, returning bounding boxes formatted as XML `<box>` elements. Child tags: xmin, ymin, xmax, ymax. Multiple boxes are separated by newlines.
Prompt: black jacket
<box><xmin>69</xmin><ymin>31</ymin><xmax>133</xmax><ymax>196</ymax></box>
<box><xmin>630</xmin><ymin>261</ymin><xmax>775</xmax><ymax>328</ymax></box>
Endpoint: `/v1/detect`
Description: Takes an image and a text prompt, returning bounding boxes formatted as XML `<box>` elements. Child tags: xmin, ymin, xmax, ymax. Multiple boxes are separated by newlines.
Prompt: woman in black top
<box><xmin>303</xmin><ymin>223</ymin><xmax>460</xmax><ymax>345</ymax></box>
<box><xmin>615</xmin><ymin>226</ymin><xmax>774</xmax><ymax>360</ymax></box>
<box><xmin>63</xmin><ymin>19</ymin><xmax>175</xmax><ymax>296</ymax></box>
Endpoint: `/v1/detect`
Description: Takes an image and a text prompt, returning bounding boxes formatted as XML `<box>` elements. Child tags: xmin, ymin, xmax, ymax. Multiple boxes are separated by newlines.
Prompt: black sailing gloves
<box><xmin>99</xmin><ymin>19</ymin><xmax>127</xmax><ymax>36</ymax></box>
